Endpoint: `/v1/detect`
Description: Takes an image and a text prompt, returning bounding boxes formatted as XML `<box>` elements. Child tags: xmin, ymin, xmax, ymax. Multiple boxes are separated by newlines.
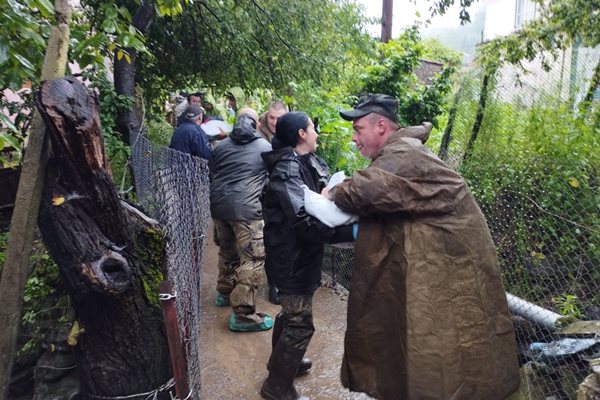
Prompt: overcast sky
<box><xmin>354</xmin><ymin>0</ymin><xmax>484</xmax><ymax>38</ymax></box>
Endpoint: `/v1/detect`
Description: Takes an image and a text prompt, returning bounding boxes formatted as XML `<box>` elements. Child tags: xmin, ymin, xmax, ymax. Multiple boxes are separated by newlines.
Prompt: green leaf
<box><xmin>0</xmin><ymin>114</ymin><xmax>19</xmax><ymax>134</ymax></box>
<box><xmin>32</xmin><ymin>0</ymin><xmax>54</xmax><ymax>19</ymax></box>
<box><xmin>74</xmin><ymin>33</ymin><xmax>105</xmax><ymax>54</ymax></box>
<box><xmin>102</xmin><ymin>19</ymin><xmax>117</xmax><ymax>34</ymax></box>
<box><xmin>105</xmin><ymin>6</ymin><xmax>118</xmax><ymax>19</ymax></box>
<box><xmin>12</xmin><ymin>53</ymin><xmax>35</xmax><ymax>71</ymax></box>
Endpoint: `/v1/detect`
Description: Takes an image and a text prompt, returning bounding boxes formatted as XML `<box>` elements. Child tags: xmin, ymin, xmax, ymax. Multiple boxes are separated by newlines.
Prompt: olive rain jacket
<box><xmin>261</xmin><ymin>146</ymin><xmax>353</xmax><ymax>295</ymax></box>
<box><xmin>209</xmin><ymin>115</ymin><xmax>272</xmax><ymax>221</ymax></box>
<box><xmin>333</xmin><ymin>125</ymin><xmax>520</xmax><ymax>400</ymax></box>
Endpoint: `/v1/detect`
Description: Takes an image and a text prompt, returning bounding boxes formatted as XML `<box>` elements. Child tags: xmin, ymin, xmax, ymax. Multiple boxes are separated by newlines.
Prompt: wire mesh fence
<box><xmin>324</xmin><ymin>45</ymin><xmax>600</xmax><ymax>399</ymax></box>
<box><xmin>131</xmin><ymin>131</ymin><xmax>210</xmax><ymax>400</ymax></box>
<box><xmin>126</xmin><ymin>43</ymin><xmax>599</xmax><ymax>400</ymax></box>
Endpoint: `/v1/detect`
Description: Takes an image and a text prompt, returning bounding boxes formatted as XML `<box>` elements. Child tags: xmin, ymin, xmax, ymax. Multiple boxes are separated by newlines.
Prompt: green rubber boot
<box><xmin>214</xmin><ymin>293</ymin><xmax>230</xmax><ymax>307</ymax></box>
<box><xmin>228</xmin><ymin>313</ymin><xmax>273</xmax><ymax>332</ymax></box>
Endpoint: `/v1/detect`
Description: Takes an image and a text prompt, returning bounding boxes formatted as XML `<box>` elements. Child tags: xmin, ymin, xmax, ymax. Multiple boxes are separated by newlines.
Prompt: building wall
<box><xmin>480</xmin><ymin>0</ymin><xmax>599</xmax><ymax>106</ymax></box>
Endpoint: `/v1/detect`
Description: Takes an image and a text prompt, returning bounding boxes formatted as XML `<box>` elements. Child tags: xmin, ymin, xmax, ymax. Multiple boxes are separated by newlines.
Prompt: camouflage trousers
<box><xmin>274</xmin><ymin>294</ymin><xmax>315</xmax><ymax>351</ymax></box>
<box><xmin>213</xmin><ymin>219</ymin><xmax>265</xmax><ymax>318</ymax></box>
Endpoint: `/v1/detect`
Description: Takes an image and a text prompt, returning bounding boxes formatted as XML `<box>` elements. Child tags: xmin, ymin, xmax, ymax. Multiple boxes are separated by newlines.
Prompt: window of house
<box><xmin>515</xmin><ymin>0</ymin><xmax>537</xmax><ymax>28</ymax></box>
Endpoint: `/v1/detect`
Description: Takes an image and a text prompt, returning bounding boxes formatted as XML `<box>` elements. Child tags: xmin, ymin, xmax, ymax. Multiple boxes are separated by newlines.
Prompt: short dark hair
<box><xmin>187</xmin><ymin>91</ymin><xmax>204</xmax><ymax>102</ymax></box>
<box><xmin>275</xmin><ymin>111</ymin><xmax>310</xmax><ymax>148</ymax></box>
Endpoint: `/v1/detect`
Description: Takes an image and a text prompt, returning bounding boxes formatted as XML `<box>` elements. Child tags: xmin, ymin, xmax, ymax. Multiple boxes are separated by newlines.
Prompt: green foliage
<box><xmin>0</xmin><ymin>89</ymin><xmax>34</xmax><ymax>168</ymax></box>
<box><xmin>284</xmin><ymin>80</ymin><xmax>369</xmax><ymax>175</ymax></box>
<box><xmin>81</xmin><ymin>69</ymin><xmax>134</xmax><ymax>191</ymax></box>
<box><xmin>426</xmin><ymin>0</ymin><xmax>479</xmax><ymax>24</ymax></box>
<box><xmin>0</xmin><ymin>231</ymin><xmax>7</xmax><ymax>268</ymax></box>
<box><xmin>136</xmin><ymin>227</ymin><xmax>166</xmax><ymax>307</ymax></box>
<box><xmin>475</xmin><ymin>0</ymin><xmax>600</xmax><ymax>83</ymax></box>
<box><xmin>448</xmin><ymin>73</ymin><xmax>600</xmax><ymax>309</ymax></box>
<box><xmin>70</xmin><ymin>4</ymin><xmax>148</xmax><ymax>71</ymax></box>
<box><xmin>0</xmin><ymin>0</ymin><xmax>52</xmax><ymax>90</ymax></box>
<box><xmin>0</xmin><ymin>0</ymin><xmax>185</xmax><ymax>90</ymax></box>
<box><xmin>18</xmin><ymin>240</ymin><xmax>72</xmax><ymax>356</ymax></box>
<box><xmin>145</xmin><ymin>116</ymin><xmax>174</xmax><ymax>147</ymax></box>
<box><xmin>552</xmin><ymin>294</ymin><xmax>582</xmax><ymax>319</ymax></box>
<box><xmin>421</xmin><ymin>38</ymin><xmax>463</xmax><ymax>68</ymax></box>
<box><xmin>137</xmin><ymin>0</ymin><xmax>375</xmax><ymax>114</ymax></box>
<box><xmin>359</xmin><ymin>26</ymin><xmax>456</xmax><ymax>127</ymax></box>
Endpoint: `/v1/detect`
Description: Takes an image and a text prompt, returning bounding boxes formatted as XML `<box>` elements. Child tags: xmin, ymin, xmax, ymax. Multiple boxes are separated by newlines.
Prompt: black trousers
<box><xmin>276</xmin><ymin>293</ymin><xmax>314</xmax><ymax>351</ymax></box>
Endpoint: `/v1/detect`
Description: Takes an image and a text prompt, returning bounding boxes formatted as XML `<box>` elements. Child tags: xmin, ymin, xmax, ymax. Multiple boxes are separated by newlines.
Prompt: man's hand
<box><xmin>215</xmin><ymin>128</ymin><xmax>228</xmax><ymax>140</ymax></box>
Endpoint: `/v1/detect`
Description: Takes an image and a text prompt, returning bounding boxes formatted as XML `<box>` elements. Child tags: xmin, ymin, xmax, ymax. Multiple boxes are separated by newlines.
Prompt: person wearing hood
<box><xmin>225</xmin><ymin>86</ymin><xmax>246</xmax><ymax>118</ymax></box>
<box><xmin>202</xmin><ymin>92</ymin><xmax>228</xmax><ymax>122</ymax></box>
<box><xmin>259</xmin><ymin>112</ymin><xmax>354</xmax><ymax>400</ymax></box>
<box><xmin>258</xmin><ymin>100</ymin><xmax>288</xmax><ymax>143</ymax></box>
<box><xmin>324</xmin><ymin>94</ymin><xmax>520</xmax><ymax>400</ymax></box>
<box><xmin>209</xmin><ymin>107</ymin><xmax>274</xmax><ymax>332</ymax></box>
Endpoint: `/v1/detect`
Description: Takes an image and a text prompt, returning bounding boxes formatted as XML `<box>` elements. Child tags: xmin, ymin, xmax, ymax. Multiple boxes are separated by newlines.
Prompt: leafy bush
<box><xmin>0</xmin><ymin>233</ymin><xmax>72</xmax><ymax>356</ymax></box>
<box><xmin>359</xmin><ymin>26</ymin><xmax>457</xmax><ymax>127</ymax></box>
<box><xmin>447</xmin><ymin>77</ymin><xmax>600</xmax><ymax>311</ymax></box>
<box><xmin>284</xmin><ymin>80</ymin><xmax>369</xmax><ymax>175</ymax></box>
<box><xmin>0</xmin><ymin>89</ymin><xmax>33</xmax><ymax>168</ymax></box>
<box><xmin>82</xmin><ymin>69</ymin><xmax>134</xmax><ymax>193</ymax></box>
<box><xmin>145</xmin><ymin>116</ymin><xmax>174</xmax><ymax>147</ymax></box>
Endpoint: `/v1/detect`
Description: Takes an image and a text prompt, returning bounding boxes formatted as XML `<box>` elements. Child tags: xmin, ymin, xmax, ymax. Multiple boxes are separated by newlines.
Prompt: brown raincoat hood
<box><xmin>333</xmin><ymin>126</ymin><xmax>520</xmax><ymax>400</ymax></box>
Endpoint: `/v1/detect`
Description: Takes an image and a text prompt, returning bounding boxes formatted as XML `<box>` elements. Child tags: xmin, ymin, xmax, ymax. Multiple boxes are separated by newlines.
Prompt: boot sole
<box><xmin>259</xmin><ymin>386</ymin><xmax>277</xmax><ymax>400</ymax></box>
<box><xmin>261</xmin><ymin>386</ymin><xmax>309</xmax><ymax>400</ymax></box>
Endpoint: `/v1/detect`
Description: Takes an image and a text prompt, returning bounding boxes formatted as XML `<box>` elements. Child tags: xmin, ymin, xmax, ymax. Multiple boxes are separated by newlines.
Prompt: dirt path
<box><xmin>199</xmin><ymin>228</ymin><xmax>372</xmax><ymax>400</ymax></box>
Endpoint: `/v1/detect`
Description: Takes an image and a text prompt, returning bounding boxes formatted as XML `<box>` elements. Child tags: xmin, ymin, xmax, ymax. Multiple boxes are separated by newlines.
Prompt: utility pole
<box><xmin>381</xmin><ymin>0</ymin><xmax>393</xmax><ymax>42</ymax></box>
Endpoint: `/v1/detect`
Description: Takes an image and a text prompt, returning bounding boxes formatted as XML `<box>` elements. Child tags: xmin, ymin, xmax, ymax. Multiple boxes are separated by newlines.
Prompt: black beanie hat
<box><xmin>275</xmin><ymin>111</ymin><xmax>310</xmax><ymax>148</ymax></box>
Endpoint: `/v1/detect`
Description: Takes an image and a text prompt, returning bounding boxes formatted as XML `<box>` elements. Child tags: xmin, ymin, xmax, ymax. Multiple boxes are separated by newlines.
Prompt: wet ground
<box><xmin>199</xmin><ymin>229</ymin><xmax>373</xmax><ymax>400</ymax></box>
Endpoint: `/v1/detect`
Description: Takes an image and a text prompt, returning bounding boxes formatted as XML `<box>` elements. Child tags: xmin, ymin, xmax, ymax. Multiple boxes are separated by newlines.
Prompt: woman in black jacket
<box><xmin>260</xmin><ymin>112</ymin><xmax>353</xmax><ymax>400</ymax></box>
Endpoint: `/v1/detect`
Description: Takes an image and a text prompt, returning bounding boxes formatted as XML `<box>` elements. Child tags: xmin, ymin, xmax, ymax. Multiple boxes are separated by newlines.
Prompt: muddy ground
<box><xmin>199</xmin><ymin>229</ymin><xmax>372</xmax><ymax>400</ymax></box>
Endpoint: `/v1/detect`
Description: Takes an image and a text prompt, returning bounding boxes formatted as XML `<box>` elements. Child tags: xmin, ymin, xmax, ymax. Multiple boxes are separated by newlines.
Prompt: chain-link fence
<box><xmin>324</xmin><ymin>45</ymin><xmax>600</xmax><ymax>399</ymax></box>
<box><xmin>131</xmin><ymin>131</ymin><xmax>210</xmax><ymax>400</ymax></box>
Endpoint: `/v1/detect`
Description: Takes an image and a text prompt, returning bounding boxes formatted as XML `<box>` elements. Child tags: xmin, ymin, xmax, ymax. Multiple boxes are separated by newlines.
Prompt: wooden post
<box><xmin>0</xmin><ymin>1</ymin><xmax>71</xmax><ymax>397</ymax></box>
<box><xmin>159</xmin><ymin>280</ymin><xmax>190</xmax><ymax>399</ymax></box>
<box><xmin>381</xmin><ymin>0</ymin><xmax>393</xmax><ymax>43</ymax></box>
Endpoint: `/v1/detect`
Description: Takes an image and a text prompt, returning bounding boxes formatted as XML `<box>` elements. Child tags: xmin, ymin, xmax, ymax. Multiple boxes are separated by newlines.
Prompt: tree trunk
<box><xmin>35</xmin><ymin>77</ymin><xmax>172</xmax><ymax>398</ymax></box>
<box><xmin>463</xmin><ymin>72</ymin><xmax>491</xmax><ymax>162</ymax></box>
<box><xmin>114</xmin><ymin>0</ymin><xmax>155</xmax><ymax>145</ymax></box>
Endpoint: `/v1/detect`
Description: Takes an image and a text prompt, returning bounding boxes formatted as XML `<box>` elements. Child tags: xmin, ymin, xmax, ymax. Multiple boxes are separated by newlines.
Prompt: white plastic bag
<box><xmin>326</xmin><ymin>171</ymin><xmax>347</xmax><ymax>190</ymax></box>
<box><xmin>302</xmin><ymin>182</ymin><xmax>358</xmax><ymax>228</ymax></box>
<box><xmin>201</xmin><ymin>120</ymin><xmax>233</xmax><ymax>137</ymax></box>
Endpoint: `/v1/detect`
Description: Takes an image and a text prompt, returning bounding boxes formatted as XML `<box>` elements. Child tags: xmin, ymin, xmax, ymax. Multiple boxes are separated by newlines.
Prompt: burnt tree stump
<box><xmin>35</xmin><ymin>77</ymin><xmax>172</xmax><ymax>398</ymax></box>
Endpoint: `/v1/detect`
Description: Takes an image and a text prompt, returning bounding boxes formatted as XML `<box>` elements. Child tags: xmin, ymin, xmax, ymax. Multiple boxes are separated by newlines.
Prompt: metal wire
<box><xmin>324</xmin><ymin>44</ymin><xmax>600</xmax><ymax>400</ymax></box>
<box><xmin>131</xmin><ymin>131</ymin><xmax>210</xmax><ymax>400</ymax></box>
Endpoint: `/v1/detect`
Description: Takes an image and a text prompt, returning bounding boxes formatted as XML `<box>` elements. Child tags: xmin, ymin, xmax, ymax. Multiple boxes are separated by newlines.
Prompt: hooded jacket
<box><xmin>258</xmin><ymin>112</ymin><xmax>274</xmax><ymax>142</ymax></box>
<box><xmin>261</xmin><ymin>147</ymin><xmax>353</xmax><ymax>294</ymax></box>
<box><xmin>209</xmin><ymin>115</ymin><xmax>271</xmax><ymax>221</ymax></box>
<box><xmin>333</xmin><ymin>125</ymin><xmax>520</xmax><ymax>400</ymax></box>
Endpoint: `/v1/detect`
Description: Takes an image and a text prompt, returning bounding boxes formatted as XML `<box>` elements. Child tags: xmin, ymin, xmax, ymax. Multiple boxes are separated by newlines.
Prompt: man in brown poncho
<box><xmin>327</xmin><ymin>94</ymin><xmax>520</xmax><ymax>400</ymax></box>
